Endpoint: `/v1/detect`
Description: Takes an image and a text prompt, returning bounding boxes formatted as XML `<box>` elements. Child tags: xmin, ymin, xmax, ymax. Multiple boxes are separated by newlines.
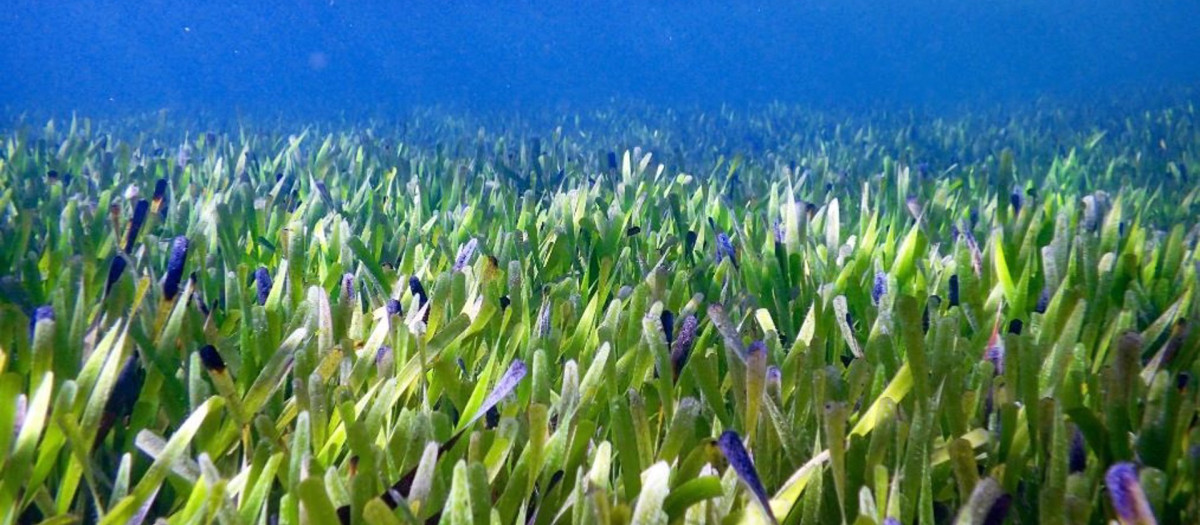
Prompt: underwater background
<box><xmin>4</xmin><ymin>0</ymin><xmax>1200</xmax><ymax>117</ymax></box>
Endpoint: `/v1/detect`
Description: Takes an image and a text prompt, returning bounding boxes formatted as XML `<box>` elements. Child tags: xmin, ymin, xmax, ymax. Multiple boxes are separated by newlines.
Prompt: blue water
<box><xmin>3</xmin><ymin>1</ymin><xmax>1199</xmax><ymax>117</ymax></box>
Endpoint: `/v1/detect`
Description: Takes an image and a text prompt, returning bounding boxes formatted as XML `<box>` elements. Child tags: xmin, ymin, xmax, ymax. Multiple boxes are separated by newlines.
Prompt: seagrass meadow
<box><xmin>1</xmin><ymin>98</ymin><xmax>1199</xmax><ymax>525</ymax></box>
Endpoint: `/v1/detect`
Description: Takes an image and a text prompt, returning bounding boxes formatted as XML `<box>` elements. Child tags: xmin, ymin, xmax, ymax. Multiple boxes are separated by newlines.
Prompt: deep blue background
<box><xmin>2</xmin><ymin>0</ymin><xmax>1198</xmax><ymax>118</ymax></box>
